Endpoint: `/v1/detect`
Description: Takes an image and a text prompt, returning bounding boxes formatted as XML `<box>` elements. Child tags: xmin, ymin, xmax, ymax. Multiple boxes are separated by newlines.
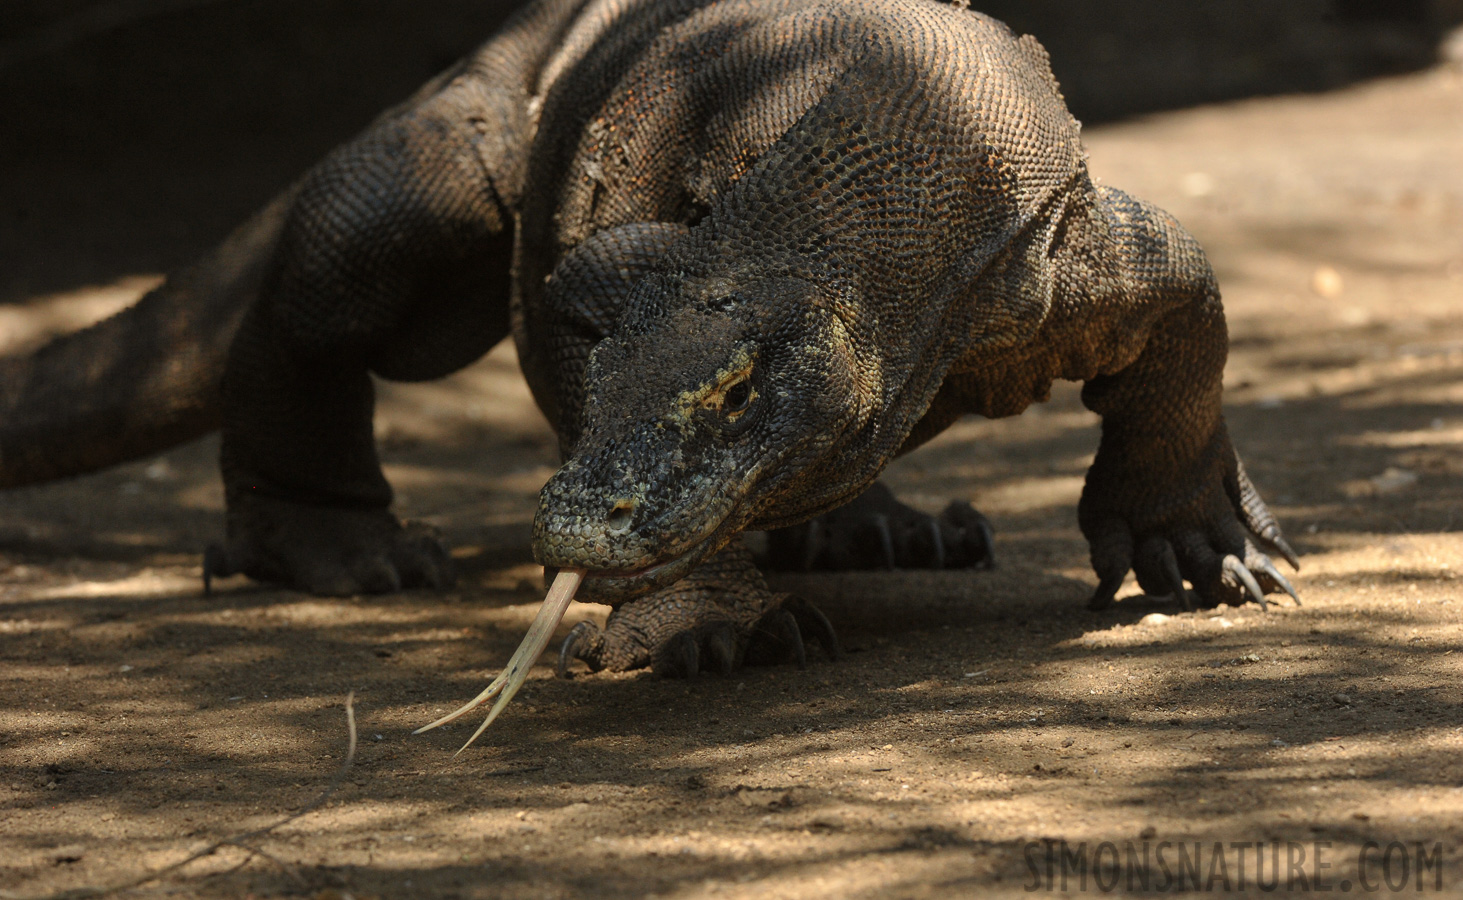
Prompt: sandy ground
<box><xmin>3</xmin><ymin>32</ymin><xmax>1463</xmax><ymax>900</ymax></box>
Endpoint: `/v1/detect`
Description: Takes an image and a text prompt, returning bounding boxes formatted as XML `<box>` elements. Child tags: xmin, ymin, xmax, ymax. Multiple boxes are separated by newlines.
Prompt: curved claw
<box><xmin>941</xmin><ymin>501</ymin><xmax>996</xmax><ymax>569</ymax></box>
<box><xmin>1253</xmin><ymin>555</ymin><xmax>1302</xmax><ymax>606</ymax></box>
<box><xmin>1155</xmin><ymin>541</ymin><xmax>1193</xmax><ymax>612</ymax></box>
<box><xmin>201</xmin><ymin>543</ymin><xmax>234</xmax><ymax>596</ymax></box>
<box><xmin>1270</xmin><ymin>535</ymin><xmax>1301</xmax><ymax>572</ymax></box>
<box><xmin>778</xmin><ymin>609</ymin><xmax>807</xmax><ymax>668</ymax></box>
<box><xmin>654</xmin><ymin>632</ymin><xmax>701</xmax><ymax>678</ymax></box>
<box><xmin>746</xmin><ymin>606</ymin><xmax>810</xmax><ymax>668</ymax></box>
<box><xmin>353</xmin><ymin>557</ymin><xmax>402</xmax><ymax>595</ymax></box>
<box><xmin>924</xmin><ymin>518</ymin><xmax>946</xmax><ymax>570</ymax></box>
<box><xmin>785</xmin><ymin>596</ymin><xmax>840</xmax><ymax>660</ymax></box>
<box><xmin>1222</xmin><ymin>554</ymin><xmax>1268</xmax><ymax>611</ymax></box>
<box><xmin>1088</xmin><ymin>570</ymin><xmax>1126</xmax><ymax>611</ymax></box>
<box><xmin>705</xmin><ymin>623</ymin><xmax>737</xmax><ymax>675</ymax></box>
<box><xmin>556</xmin><ymin>620</ymin><xmax>603</xmax><ymax>679</ymax></box>
<box><xmin>1248</xmin><ymin>519</ymin><xmax>1301</xmax><ymax>572</ymax></box>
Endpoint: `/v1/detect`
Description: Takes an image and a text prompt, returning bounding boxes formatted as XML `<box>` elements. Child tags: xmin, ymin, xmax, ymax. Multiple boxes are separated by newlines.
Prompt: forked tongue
<box><xmin>413</xmin><ymin>568</ymin><xmax>585</xmax><ymax>755</ymax></box>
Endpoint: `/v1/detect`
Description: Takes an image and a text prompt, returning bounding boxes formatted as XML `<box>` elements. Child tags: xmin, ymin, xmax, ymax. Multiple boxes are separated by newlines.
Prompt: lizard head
<box><xmin>532</xmin><ymin>265</ymin><xmax>882</xmax><ymax>602</ymax></box>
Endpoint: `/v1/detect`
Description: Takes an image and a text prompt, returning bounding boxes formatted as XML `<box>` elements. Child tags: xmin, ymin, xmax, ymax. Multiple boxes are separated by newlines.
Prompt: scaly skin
<box><xmin>0</xmin><ymin>0</ymin><xmax>1297</xmax><ymax>680</ymax></box>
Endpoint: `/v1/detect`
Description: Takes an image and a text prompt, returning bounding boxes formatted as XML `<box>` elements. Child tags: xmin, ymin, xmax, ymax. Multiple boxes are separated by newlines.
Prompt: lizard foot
<box><xmin>1082</xmin><ymin>433</ymin><xmax>1299</xmax><ymax>612</ymax></box>
<box><xmin>204</xmin><ymin>492</ymin><xmax>455</xmax><ymax>595</ymax></box>
<box><xmin>764</xmin><ymin>481</ymin><xmax>994</xmax><ymax>572</ymax></box>
<box><xmin>556</xmin><ymin>542</ymin><xmax>838</xmax><ymax>678</ymax></box>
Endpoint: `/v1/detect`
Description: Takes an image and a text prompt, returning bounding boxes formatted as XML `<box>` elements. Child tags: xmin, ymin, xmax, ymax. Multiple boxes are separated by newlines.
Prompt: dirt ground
<box><xmin>3</xmin><ymin>15</ymin><xmax>1463</xmax><ymax>900</ymax></box>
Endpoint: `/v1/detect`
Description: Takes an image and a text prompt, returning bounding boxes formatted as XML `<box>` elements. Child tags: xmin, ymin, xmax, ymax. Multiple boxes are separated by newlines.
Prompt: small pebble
<box><xmin>1311</xmin><ymin>265</ymin><xmax>1344</xmax><ymax>298</ymax></box>
<box><xmin>1333</xmin><ymin>693</ymin><xmax>1352</xmax><ymax>706</ymax></box>
<box><xmin>1138</xmin><ymin>613</ymin><xmax>1171</xmax><ymax>626</ymax></box>
<box><xmin>1180</xmin><ymin>172</ymin><xmax>1214</xmax><ymax>197</ymax></box>
<box><xmin>1369</xmin><ymin>467</ymin><xmax>1418</xmax><ymax>495</ymax></box>
<box><xmin>48</xmin><ymin>845</ymin><xmax>84</xmax><ymax>864</ymax></box>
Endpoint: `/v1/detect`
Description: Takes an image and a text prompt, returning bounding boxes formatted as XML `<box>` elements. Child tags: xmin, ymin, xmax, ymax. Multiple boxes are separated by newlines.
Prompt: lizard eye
<box><xmin>724</xmin><ymin>378</ymin><xmax>752</xmax><ymax>415</ymax></box>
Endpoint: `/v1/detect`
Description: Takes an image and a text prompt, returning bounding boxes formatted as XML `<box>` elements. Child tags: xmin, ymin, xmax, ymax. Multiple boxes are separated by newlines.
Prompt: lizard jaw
<box><xmin>573</xmin><ymin>536</ymin><xmax>713</xmax><ymax>602</ymax></box>
<box><xmin>540</xmin><ymin>502</ymin><xmax>745</xmax><ymax>603</ymax></box>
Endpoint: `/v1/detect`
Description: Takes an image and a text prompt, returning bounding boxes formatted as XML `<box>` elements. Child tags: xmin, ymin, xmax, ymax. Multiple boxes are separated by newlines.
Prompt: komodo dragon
<box><xmin>0</xmin><ymin>0</ymin><xmax>1299</xmax><ymax>685</ymax></box>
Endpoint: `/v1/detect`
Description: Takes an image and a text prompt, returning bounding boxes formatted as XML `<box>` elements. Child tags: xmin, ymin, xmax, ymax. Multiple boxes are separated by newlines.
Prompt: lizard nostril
<box><xmin>606</xmin><ymin>501</ymin><xmax>635</xmax><ymax>534</ymax></box>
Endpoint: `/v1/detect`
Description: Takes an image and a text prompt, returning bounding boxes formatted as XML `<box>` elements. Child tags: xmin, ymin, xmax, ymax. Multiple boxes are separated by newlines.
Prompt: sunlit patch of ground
<box><xmin>2</xmin><ymin>50</ymin><xmax>1462</xmax><ymax>900</ymax></box>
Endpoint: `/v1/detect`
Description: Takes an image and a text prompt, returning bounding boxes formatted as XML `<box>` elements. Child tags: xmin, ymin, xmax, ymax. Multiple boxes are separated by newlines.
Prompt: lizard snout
<box><xmin>533</xmin><ymin>484</ymin><xmax>656</xmax><ymax>572</ymax></box>
<box><xmin>531</xmin><ymin>441</ymin><xmax>739</xmax><ymax>602</ymax></box>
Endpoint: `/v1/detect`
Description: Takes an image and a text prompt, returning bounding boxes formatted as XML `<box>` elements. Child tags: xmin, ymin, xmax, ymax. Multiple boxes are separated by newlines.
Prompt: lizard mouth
<box><xmin>559</xmin><ymin>500</ymin><xmax>745</xmax><ymax>602</ymax></box>
<box><xmin>573</xmin><ymin>537</ymin><xmax>711</xmax><ymax>602</ymax></box>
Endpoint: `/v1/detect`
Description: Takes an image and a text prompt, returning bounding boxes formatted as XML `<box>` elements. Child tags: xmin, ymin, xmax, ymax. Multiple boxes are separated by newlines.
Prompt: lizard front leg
<box><xmin>1076</xmin><ymin>189</ymin><xmax>1299</xmax><ymax>611</ymax></box>
<box><xmin>207</xmin><ymin>81</ymin><xmax>519</xmax><ymax>595</ymax></box>
<box><xmin>556</xmin><ymin>539</ymin><xmax>838</xmax><ymax>678</ymax></box>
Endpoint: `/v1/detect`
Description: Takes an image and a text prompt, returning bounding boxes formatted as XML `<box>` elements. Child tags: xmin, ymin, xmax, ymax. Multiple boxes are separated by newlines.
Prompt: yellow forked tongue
<box><xmin>413</xmin><ymin>568</ymin><xmax>585</xmax><ymax>755</ymax></box>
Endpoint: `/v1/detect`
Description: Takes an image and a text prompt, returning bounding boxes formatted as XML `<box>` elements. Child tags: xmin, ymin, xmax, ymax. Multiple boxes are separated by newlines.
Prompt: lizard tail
<box><xmin>0</xmin><ymin>186</ymin><xmax>298</xmax><ymax>488</ymax></box>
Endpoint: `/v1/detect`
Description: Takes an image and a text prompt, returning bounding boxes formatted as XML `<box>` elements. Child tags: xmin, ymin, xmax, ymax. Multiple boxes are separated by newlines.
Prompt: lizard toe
<box><xmin>1125</xmin><ymin>528</ymin><xmax>1301</xmax><ymax>612</ymax></box>
<box><xmin>704</xmin><ymin>621</ymin><xmax>738</xmax><ymax>675</ymax></box>
<box><xmin>653</xmin><ymin>631</ymin><xmax>704</xmax><ymax>678</ymax></box>
<box><xmin>782</xmin><ymin>596</ymin><xmax>840</xmax><ymax>660</ymax></box>
<box><xmin>765</xmin><ymin>482</ymin><xmax>996</xmax><ymax>573</ymax></box>
<box><xmin>556</xmin><ymin>620</ymin><xmax>607</xmax><ymax>678</ymax></box>
<box><xmin>391</xmin><ymin>521</ymin><xmax>457</xmax><ymax>589</ymax></box>
<box><xmin>939</xmin><ymin>500</ymin><xmax>996</xmax><ymax>569</ymax></box>
<box><xmin>208</xmin><ymin>492</ymin><xmax>458</xmax><ymax>596</ymax></box>
<box><xmin>1133</xmin><ymin>535</ymin><xmax>1195</xmax><ymax>611</ymax></box>
<box><xmin>347</xmin><ymin>556</ymin><xmax>403</xmax><ymax>595</ymax></box>
<box><xmin>745</xmin><ymin>607</ymin><xmax>806</xmax><ymax>668</ymax></box>
<box><xmin>649</xmin><ymin>621</ymin><xmax>742</xmax><ymax>678</ymax></box>
<box><xmin>1249</xmin><ymin>551</ymin><xmax>1301</xmax><ymax>606</ymax></box>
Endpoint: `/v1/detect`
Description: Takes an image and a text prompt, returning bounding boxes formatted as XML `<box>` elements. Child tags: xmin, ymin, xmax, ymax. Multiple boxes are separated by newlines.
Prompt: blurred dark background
<box><xmin>3</xmin><ymin>0</ymin><xmax>1462</xmax><ymax>305</ymax></box>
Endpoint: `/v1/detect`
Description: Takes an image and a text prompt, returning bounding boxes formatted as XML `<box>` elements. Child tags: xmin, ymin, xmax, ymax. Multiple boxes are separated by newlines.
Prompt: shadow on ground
<box><xmin>3</xmin><ymin>2</ymin><xmax>1463</xmax><ymax>897</ymax></box>
<box><xmin>2</xmin><ymin>335</ymin><xmax>1460</xmax><ymax>895</ymax></box>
